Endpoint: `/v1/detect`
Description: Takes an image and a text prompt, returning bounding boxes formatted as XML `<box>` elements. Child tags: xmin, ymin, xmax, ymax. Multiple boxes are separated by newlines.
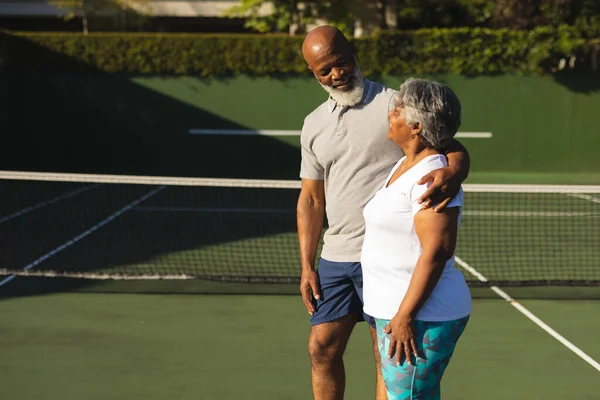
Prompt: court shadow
<box><xmin>550</xmin><ymin>70</ymin><xmax>600</xmax><ymax>94</ymax></box>
<box><xmin>0</xmin><ymin>33</ymin><xmax>301</xmax><ymax>179</ymax></box>
<box><xmin>0</xmin><ymin>32</ymin><xmax>306</xmax><ymax>298</ymax></box>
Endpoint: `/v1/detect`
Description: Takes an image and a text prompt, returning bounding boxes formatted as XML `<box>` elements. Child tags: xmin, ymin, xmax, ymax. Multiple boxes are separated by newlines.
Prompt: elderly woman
<box><xmin>361</xmin><ymin>77</ymin><xmax>472</xmax><ymax>399</ymax></box>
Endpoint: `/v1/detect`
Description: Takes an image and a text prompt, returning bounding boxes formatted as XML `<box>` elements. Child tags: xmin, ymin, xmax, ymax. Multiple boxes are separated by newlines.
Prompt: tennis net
<box><xmin>1</xmin><ymin>170</ymin><xmax>599</xmax><ymax>287</ymax></box>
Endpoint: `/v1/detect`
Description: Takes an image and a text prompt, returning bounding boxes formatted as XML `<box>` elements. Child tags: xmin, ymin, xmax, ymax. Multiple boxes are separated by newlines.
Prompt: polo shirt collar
<box><xmin>327</xmin><ymin>79</ymin><xmax>373</xmax><ymax>113</ymax></box>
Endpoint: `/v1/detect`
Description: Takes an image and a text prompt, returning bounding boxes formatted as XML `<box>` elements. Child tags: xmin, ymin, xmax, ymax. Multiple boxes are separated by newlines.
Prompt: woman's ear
<box><xmin>412</xmin><ymin>122</ymin><xmax>423</xmax><ymax>137</ymax></box>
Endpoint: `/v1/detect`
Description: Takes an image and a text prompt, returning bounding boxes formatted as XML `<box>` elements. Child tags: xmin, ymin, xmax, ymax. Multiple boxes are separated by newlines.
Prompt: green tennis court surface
<box><xmin>1</xmin><ymin>294</ymin><xmax>599</xmax><ymax>400</ymax></box>
<box><xmin>1</xmin><ymin>172</ymin><xmax>599</xmax><ymax>399</ymax></box>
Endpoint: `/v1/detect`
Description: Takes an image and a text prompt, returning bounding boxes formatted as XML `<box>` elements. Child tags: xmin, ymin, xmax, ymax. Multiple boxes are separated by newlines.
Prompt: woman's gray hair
<box><xmin>392</xmin><ymin>77</ymin><xmax>462</xmax><ymax>150</ymax></box>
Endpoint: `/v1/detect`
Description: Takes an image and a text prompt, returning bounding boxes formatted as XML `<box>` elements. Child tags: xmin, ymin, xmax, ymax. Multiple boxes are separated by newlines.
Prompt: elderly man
<box><xmin>296</xmin><ymin>26</ymin><xmax>470</xmax><ymax>400</ymax></box>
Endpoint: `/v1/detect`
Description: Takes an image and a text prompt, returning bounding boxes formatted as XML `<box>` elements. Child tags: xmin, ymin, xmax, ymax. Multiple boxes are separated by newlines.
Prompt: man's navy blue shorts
<box><xmin>310</xmin><ymin>258</ymin><xmax>376</xmax><ymax>328</ymax></box>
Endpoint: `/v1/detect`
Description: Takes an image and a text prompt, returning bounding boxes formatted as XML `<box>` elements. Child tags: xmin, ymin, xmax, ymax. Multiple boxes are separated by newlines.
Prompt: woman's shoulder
<box><xmin>405</xmin><ymin>154</ymin><xmax>448</xmax><ymax>192</ymax></box>
<box><xmin>414</xmin><ymin>154</ymin><xmax>448</xmax><ymax>175</ymax></box>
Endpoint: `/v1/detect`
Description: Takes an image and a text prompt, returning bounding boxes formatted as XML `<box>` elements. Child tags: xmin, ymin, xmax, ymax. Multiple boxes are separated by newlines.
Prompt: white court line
<box><xmin>132</xmin><ymin>206</ymin><xmax>597</xmax><ymax>217</ymax></box>
<box><xmin>463</xmin><ymin>211</ymin><xmax>599</xmax><ymax>217</ymax></box>
<box><xmin>565</xmin><ymin>193</ymin><xmax>600</xmax><ymax>205</ymax></box>
<box><xmin>0</xmin><ymin>186</ymin><xmax>165</xmax><ymax>288</ymax></box>
<box><xmin>455</xmin><ymin>256</ymin><xmax>600</xmax><ymax>373</ymax></box>
<box><xmin>453</xmin><ymin>132</ymin><xmax>493</xmax><ymax>139</ymax></box>
<box><xmin>188</xmin><ymin>129</ymin><xmax>493</xmax><ymax>139</ymax></box>
<box><xmin>134</xmin><ymin>206</ymin><xmax>294</xmax><ymax>214</ymax></box>
<box><xmin>0</xmin><ymin>184</ymin><xmax>100</xmax><ymax>225</ymax></box>
<box><xmin>191</xmin><ymin>129</ymin><xmax>301</xmax><ymax>136</ymax></box>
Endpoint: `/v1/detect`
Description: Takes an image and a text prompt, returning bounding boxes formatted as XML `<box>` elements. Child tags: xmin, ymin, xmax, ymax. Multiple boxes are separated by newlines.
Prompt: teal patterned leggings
<box><xmin>375</xmin><ymin>316</ymin><xmax>469</xmax><ymax>400</ymax></box>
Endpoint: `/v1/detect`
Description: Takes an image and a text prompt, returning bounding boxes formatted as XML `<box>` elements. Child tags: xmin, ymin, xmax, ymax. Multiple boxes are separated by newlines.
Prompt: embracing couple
<box><xmin>297</xmin><ymin>25</ymin><xmax>472</xmax><ymax>400</ymax></box>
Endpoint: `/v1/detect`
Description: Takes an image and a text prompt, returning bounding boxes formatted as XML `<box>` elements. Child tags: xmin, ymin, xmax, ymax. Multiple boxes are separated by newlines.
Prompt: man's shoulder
<box><xmin>365</xmin><ymin>80</ymin><xmax>396</xmax><ymax>103</ymax></box>
<box><xmin>301</xmin><ymin>98</ymin><xmax>332</xmax><ymax>140</ymax></box>
<box><xmin>303</xmin><ymin>98</ymin><xmax>331</xmax><ymax>125</ymax></box>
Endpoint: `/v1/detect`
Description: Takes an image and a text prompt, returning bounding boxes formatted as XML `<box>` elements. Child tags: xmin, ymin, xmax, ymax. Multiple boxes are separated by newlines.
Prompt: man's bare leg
<box><xmin>370</xmin><ymin>325</ymin><xmax>388</xmax><ymax>400</ymax></box>
<box><xmin>308</xmin><ymin>313</ymin><xmax>358</xmax><ymax>400</ymax></box>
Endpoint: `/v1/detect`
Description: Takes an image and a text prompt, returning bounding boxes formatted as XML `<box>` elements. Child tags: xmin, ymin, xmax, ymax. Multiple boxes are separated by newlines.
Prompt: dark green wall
<box><xmin>136</xmin><ymin>73</ymin><xmax>600</xmax><ymax>174</ymax></box>
<box><xmin>2</xmin><ymin>72</ymin><xmax>599</xmax><ymax>179</ymax></box>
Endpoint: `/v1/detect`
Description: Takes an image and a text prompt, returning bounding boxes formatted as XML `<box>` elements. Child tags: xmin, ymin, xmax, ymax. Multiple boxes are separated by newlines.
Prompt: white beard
<box><xmin>319</xmin><ymin>68</ymin><xmax>365</xmax><ymax>107</ymax></box>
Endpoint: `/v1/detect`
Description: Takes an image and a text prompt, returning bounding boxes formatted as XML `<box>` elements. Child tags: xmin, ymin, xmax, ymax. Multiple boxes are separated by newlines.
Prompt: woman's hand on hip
<box><xmin>384</xmin><ymin>314</ymin><xmax>419</xmax><ymax>366</ymax></box>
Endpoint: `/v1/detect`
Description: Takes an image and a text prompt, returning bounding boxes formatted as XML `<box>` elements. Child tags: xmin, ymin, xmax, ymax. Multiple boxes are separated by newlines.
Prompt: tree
<box><xmin>225</xmin><ymin>0</ymin><xmax>389</xmax><ymax>36</ymax></box>
<box><xmin>492</xmin><ymin>0</ymin><xmax>600</xmax><ymax>29</ymax></box>
<box><xmin>49</xmin><ymin>0</ymin><xmax>150</xmax><ymax>34</ymax></box>
<box><xmin>575</xmin><ymin>0</ymin><xmax>600</xmax><ymax>36</ymax></box>
<box><xmin>390</xmin><ymin>0</ymin><xmax>598</xmax><ymax>30</ymax></box>
<box><xmin>394</xmin><ymin>0</ymin><xmax>494</xmax><ymax>29</ymax></box>
<box><xmin>225</xmin><ymin>0</ymin><xmax>306</xmax><ymax>34</ymax></box>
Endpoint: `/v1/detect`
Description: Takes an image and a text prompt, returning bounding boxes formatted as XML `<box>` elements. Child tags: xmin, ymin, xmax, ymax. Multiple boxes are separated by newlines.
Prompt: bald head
<box><xmin>302</xmin><ymin>26</ymin><xmax>364</xmax><ymax>106</ymax></box>
<box><xmin>302</xmin><ymin>25</ymin><xmax>353</xmax><ymax>66</ymax></box>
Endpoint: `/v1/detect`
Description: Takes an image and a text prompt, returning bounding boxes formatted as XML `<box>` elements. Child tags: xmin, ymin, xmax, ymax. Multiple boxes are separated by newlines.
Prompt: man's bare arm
<box><xmin>297</xmin><ymin>179</ymin><xmax>325</xmax><ymax>314</ymax></box>
<box><xmin>445</xmin><ymin>139</ymin><xmax>470</xmax><ymax>183</ymax></box>
<box><xmin>418</xmin><ymin>139</ymin><xmax>470</xmax><ymax>211</ymax></box>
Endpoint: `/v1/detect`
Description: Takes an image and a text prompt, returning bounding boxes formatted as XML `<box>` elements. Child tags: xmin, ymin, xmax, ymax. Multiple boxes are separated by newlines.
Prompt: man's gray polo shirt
<box><xmin>300</xmin><ymin>79</ymin><xmax>404</xmax><ymax>262</ymax></box>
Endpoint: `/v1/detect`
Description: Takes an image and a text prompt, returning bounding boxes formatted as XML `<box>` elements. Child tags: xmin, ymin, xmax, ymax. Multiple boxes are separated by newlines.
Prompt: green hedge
<box><xmin>1</xmin><ymin>26</ymin><xmax>598</xmax><ymax>76</ymax></box>
<box><xmin>366</xmin><ymin>26</ymin><xmax>596</xmax><ymax>75</ymax></box>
